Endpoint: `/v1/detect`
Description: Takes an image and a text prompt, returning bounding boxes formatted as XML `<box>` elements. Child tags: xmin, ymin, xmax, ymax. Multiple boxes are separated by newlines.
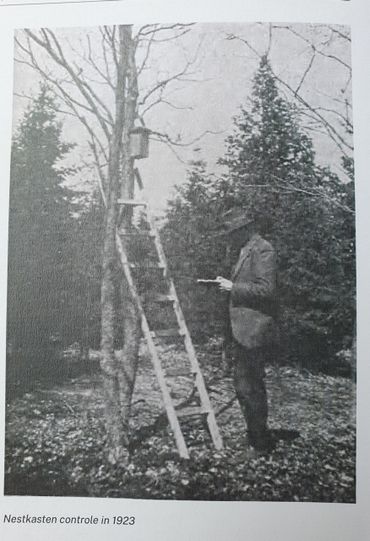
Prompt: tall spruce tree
<box><xmin>7</xmin><ymin>86</ymin><xmax>78</xmax><ymax>382</ymax></box>
<box><xmin>220</xmin><ymin>56</ymin><xmax>355</xmax><ymax>367</ymax></box>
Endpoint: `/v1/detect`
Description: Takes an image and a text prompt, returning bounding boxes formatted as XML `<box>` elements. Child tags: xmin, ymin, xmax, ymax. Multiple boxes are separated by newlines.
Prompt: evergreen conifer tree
<box><xmin>7</xmin><ymin>86</ymin><xmax>78</xmax><ymax>382</ymax></box>
<box><xmin>220</xmin><ymin>56</ymin><xmax>355</xmax><ymax>366</ymax></box>
<box><xmin>165</xmin><ymin>57</ymin><xmax>355</xmax><ymax>369</ymax></box>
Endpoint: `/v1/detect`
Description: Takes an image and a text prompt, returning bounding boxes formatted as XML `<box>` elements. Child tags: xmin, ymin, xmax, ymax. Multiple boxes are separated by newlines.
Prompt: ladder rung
<box><xmin>151</xmin><ymin>328</ymin><xmax>184</xmax><ymax>338</ymax></box>
<box><xmin>117</xmin><ymin>199</ymin><xmax>148</xmax><ymax>206</ymax></box>
<box><xmin>129</xmin><ymin>262</ymin><xmax>165</xmax><ymax>269</ymax></box>
<box><xmin>176</xmin><ymin>406</ymin><xmax>209</xmax><ymax>418</ymax></box>
<box><xmin>166</xmin><ymin>369</ymin><xmax>197</xmax><ymax>378</ymax></box>
<box><xmin>147</xmin><ymin>293</ymin><xmax>175</xmax><ymax>303</ymax></box>
<box><xmin>120</xmin><ymin>230</ymin><xmax>155</xmax><ymax>238</ymax></box>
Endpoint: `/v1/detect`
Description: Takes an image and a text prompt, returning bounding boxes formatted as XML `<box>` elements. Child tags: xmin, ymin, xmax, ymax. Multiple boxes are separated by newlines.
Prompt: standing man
<box><xmin>217</xmin><ymin>209</ymin><xmax>278</xmax><ymax>455</ymax></box>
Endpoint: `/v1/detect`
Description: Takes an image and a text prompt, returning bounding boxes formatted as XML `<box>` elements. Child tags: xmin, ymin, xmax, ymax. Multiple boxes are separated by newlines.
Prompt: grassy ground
<box><xmin>4</xmin><ymin>342</ymin><xmax>356</xmax><ymax>502</ymax></box>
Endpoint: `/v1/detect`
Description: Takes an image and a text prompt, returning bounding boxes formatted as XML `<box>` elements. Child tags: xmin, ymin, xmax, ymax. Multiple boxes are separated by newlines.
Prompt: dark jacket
<box><xmin>230</xmin><ymin>233</ymin><xmax>277</xmax><ymax>349</ymax></box>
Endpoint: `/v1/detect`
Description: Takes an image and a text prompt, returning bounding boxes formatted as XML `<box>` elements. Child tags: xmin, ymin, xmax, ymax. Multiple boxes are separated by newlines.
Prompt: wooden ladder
<box><xmin>115</xmin><ymin>169</ymin><xmax>223</xmax><ymax>459</ymax></box>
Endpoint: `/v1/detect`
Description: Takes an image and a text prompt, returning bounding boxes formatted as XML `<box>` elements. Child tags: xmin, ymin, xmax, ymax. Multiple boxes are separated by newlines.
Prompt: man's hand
<box><xmin>217</xmin><ymin>276</ymin><xmax>233</xmax><ymax>292</ymax></box>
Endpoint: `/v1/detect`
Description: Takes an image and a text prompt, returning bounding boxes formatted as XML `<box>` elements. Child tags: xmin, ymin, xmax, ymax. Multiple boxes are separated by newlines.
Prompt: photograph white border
<box><xmin>0</xmin><ymin>1</ymin><xmax>369</xmax><ymax>540</ymax></box>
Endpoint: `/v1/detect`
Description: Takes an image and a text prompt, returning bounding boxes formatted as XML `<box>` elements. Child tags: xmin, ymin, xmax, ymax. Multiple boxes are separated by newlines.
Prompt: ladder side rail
<box><xmin>143</xmin><ymin>207</ymin><xmax>210</xmax><ymax>370</ymax></box>
<box><xmin>154</xmin><ymin>236</ymin><xmax>224</xmax><ymax>450</ymax></box>
<box><xmin>143</xmin><ymin>209</ymin><xmax>200</xmax><ymax>365</ymax></box>
<box><xmin>142</xmin><ymin>213</ymin><xmax>224</xmax><ymax>450</ymax></box>
<box><xmin>115</xmin><ymin>231</ymin><xmax>190</xmax><ymax>459</ymax></box>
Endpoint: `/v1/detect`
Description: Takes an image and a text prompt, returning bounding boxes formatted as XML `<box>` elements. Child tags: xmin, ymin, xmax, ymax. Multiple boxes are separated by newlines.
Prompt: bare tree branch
<box><xmin>46</xmin><ymin>29</ymin><xmax>114</xmax><ymax>123</ymax></box>
<box><xmin>272</xmin><ymin>25</ymin><xmax>351</xmax><ymax>71</ymax></box>
<box><xmin>86</xmin><ymin>33</ymin><xmax>115</xmax><ymax>91</ymax></box>
<box><xmin>225</xmin><ymin>32</ymin><xmax>353</xmax><ymax>156</ymax></box>
<box><xmin>136</xmin><ymin>23</ymin><xmax>194</xmax><ymax>39</ymax></box>
<box><xmin>141</xmin><ymin>98</ymin><xmax>194</xmax><ymax>116</ymax></box>
<box><xmin>24</xmin><ymin>29</ymin><xmax>113</xmax><ymax>140</ymax></box>
<box><xmin>326</xmin><ymin>25</ymin><xmax>351</xmax><ymax>42</ymax></box>
<box><xmin>150</xmin><ymin>128</ymin><xmax>224</xmax><ymax>148</ymax></box>
<box><xmin>136</xmin><ymin>31</ymin><xmax>156</xmax><ymax>75</ymax></box>
<box><xmin>295</xmin><ymin>49</ymin><xmax>316</xmax><ymax>94</ymax></box>
<box><xmin>139</xmin><ymin>66</ymin><xmax>197</xmax><ymax>107</ymax></box>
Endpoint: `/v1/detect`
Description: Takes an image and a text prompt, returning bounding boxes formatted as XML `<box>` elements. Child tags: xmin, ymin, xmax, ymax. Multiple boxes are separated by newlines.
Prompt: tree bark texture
<box><xmin>100</xmin><ymin>25</ymin><xmax>133</xmax><ymax>463</ymax></box>
<box><xmin>117</xmin><ymin>27</ymin><xmax>142</xmax><ymax>443</ymax></box>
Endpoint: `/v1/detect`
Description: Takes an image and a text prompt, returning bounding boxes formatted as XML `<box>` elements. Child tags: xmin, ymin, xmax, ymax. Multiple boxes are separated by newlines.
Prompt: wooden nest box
<box><xmin>129</xmin><ymin>126</ymin><xmax>150</xmax><ymax>159</ymax></box>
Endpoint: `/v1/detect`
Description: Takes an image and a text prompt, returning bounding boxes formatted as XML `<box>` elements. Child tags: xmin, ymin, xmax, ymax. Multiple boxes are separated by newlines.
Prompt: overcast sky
<box><xmin>13</xmin><ymin>22</ymin><xmax>352</xmax><ymax>212</ymax></box>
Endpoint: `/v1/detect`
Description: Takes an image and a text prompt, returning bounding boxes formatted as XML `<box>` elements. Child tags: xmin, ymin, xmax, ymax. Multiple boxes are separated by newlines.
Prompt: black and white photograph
<box><xmin>4</xmin><ymin>21</ymin><xmax>356</xmax><ymax>502</ymax></box>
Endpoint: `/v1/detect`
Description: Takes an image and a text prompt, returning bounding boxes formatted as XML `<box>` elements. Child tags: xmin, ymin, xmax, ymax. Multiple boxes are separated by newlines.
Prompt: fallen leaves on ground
<box><xmin>5</xmin><ymin>342</ymin><xmax>355</xmax><ymax>502</ymax></box>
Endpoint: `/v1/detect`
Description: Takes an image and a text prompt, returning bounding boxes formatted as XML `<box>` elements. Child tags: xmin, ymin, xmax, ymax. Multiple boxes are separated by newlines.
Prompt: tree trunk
<box><xmin>99</xmin><ymin>25</ymin><xmax>142</xmax><ymax>463</ymax></box>
<box><xmin>100</xmin><ymin>25</ymin><xmax>130</xmax><ymax>463</ymax></box>
<box><xmin>117</xmin><ymin>26</ymin><xmax>142</xmax><ymax>442</ymax></box>
<box><xmin>100</xmin><ymin>198</ymin><xmax>123</xmax><ymax>462</ymax></box>
<box><xmin>117</xmin><ymin>280</ymin><xmax>141</xmax><ymax>435</ymax></box>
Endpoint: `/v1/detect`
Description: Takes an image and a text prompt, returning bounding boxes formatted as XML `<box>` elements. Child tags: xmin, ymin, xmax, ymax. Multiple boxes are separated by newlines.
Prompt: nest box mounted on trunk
<box><xmin>129</xmin><ymin>126</ymin><xmax>150</xmax><ymax>159</ymax></box>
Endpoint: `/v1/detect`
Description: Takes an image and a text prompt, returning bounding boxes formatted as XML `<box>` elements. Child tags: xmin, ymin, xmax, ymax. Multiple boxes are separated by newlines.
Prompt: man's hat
<box><xmin>215</xmin><ymin>207</ymin><xmax>253</xmax><ymax>236</ymax></box>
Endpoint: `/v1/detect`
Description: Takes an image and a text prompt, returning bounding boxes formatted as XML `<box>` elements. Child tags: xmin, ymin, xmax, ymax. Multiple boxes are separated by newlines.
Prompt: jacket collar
<box><xmin>249</xmin><ymin>232</ymin><xmax>261</xmax><ymax>244</ymax></box>
<box><xmin>241</xmin><ymin>233</ymin><xmax>260</xmax><ymax>251</ymax></box>
<box><xmin>232</xmin><ymin>234</ymin><xmax>262</xmax><ymax>279</ymax></box>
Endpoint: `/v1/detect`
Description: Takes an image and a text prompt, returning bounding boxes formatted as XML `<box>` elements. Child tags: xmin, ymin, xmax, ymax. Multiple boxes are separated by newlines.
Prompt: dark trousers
<box><xmin>233</xmin><ymin>341</ymin><xmax>269</xmax><ymax>450</ymax></box>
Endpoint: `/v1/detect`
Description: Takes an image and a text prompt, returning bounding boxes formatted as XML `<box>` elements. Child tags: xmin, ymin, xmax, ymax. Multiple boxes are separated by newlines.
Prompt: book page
<box><xmin>0</xmin><ymin>1</ymin><xmax>369</xmax><ymax>540</ymax></box>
